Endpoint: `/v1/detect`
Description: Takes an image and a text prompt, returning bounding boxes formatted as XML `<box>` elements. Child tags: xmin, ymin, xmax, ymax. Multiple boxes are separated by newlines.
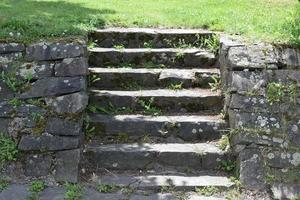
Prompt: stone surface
<box><xmin>18</xmin><ymin>135</ymin><xmax>79</xmax><ymax>151</ymax></box>
<box><xmin>54</xmin><ymin>149</ymin><xmax>80</xmax><ymax>183</ymax></box>
<box><xmin>96</xmin><ymin>174</ymin><xmax>234</xmax><ymax>189</ymax></box>
<box><xmin>45</xmin><ymin>92</ymin><xmax>88</xmax><ymax>114</ymax></box>
<box><xmin>0</xmin><ymin>102</ymin><xmax>47</xmax><ymax>117</ymax></box>
<box><xmin>0</xmin><ymin>43</ymin><xmax>25</xmax><ymax>53</ymax></box>
<box><xmin>85</xmin><ymin>143</ymin><xmax>228</xmax><ymax>170</ymax></box>
<box><xmin>0</xmin><ymin>52</ymin><xmax>23</xmax><ymax>63</ymax></box>
<box><xmin>271</xmin><ymin>182</ymin><xmax>300</xmax><ymax>199</ymax></box>
<box><xmin>0</xmin><ymin>184</ymin><xmax>29</xmax><ymax>200</ymax></box>
<box><xmin>89</xmin><ymin>48</ymin><xmax>216</xmax><ymax>68</ymax></box>
<box><xmin>25</xmin><ymin>153</ymin><xmax>52</xmax><ymax>177</ymax></box>
<box><xmin>238</xmin><ymin>148</ymin><xmax>266</xmax><ymax>190</ymax></box>
<box><xmin>46</xmin><ymin>117</ymin><xmax>82</xmax><ymax>136</ymax></box>
<box><xmin>17</xmin><ymin>61</ymin><xmax>54</xmax><ymax>79</ymax></box>
<box><xmin>19</xmin><ymin>77</ymin><xmax>86</xmax><ymax>98</ymax></box>
<box><xmin>55</xmin><ymin>57</ymin><xmax>88</xmax><ymax>76</ymax></box>
<box><xmin>0</xmin><ymin>119</ymin><xmax>10</xmax><ymax>134</ymax></box>
<box><xmin>279</xmin><ymin>47</ymin><xmax>300</xmax><ymax>68</ymax></box>
<box><xmin>90</xmin><ymin>89</ymin><xmax>222</xmax><ymax>114</ymax></box>
<box><xmin>26</xmin><ymin>42</ymin><xmax>86</xmax><ymax>61</ymax></box>
<box><xmin>89</xmin><ymin>114</ymin><xmax>226</xmax><ymax>141</ymax></box>
<box><xmin>227</xmin><ymin>45</ymin><xmax>278</xmax><ymax>69</ymax></box>
<box><xmin>90</xmin><ymin>28</ymin><xmax>213</xmax><ymax>48</ymax></box>
<box><xmin>0</xmin><ymin>81</ymin><xmax>14</xmax><ymax>101</ymax></box>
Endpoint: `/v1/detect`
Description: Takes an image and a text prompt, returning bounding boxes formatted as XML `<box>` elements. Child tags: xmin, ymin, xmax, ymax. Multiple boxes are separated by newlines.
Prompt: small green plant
<box><xmin>218</xmin><ymin>135</ymin><xmax>229</xmax><ymax>151</ymax></box>
<box><xmin>120</xmin><ymin>81</ymin><xmax>142</xmax><ymax>90</ymax></box>
<box><xmin>120</xmin><ymin>63</ymin><xmax>133</xmax><ymax>68</ymax></box>
<box><xmin>83</xmin><ymin>115</ymin><xmax>96</xmax><ymax>140</ymax></box>
<box><xmin>266</xmin><ymin>82</ymin><xmax>285</xmax><ymax>104</ymax></box>
<box><xmin>209</xmin><ymin>75</ymin><xmax>221</xmax><ymax>92</ymax></box>
<box><xmin>116</xmin><ymin>133</ymin><xmax>129</xmax><ymax>143</ymax></box>
<box><xmin>218</xmin><ymin>160</ymin><xmax>236</xmax><ymax>173</ymax></box>
<box><xmin>120</xmin><ymin>186</ymin><xmax>135</xmax><ymax>195</ymax></box>
<box><xmin>140</xmin><ymin>134</ymin><xmax>151</xmax><ymax>143</ymax></box>
<box><xmin>64</xmin><ymin>183</ymin><xmax>83</xmax><ymax>200</ymax></box>
<box><xmin>138</xmin><ymin>97</ymin><xmax>161</xmax><ymax>116</ymax></box>
<box><xmin>88</xmin><ymin>74</ymin><xmax>101</xmax><ymax>86</ymax></box>
<box><xmin>144</xmin><ymin>61</ymin><xmax>157</xmax><ymax>69</ymax></box>
<box><xmin>195</xmin><ymin>186</ymin><xmax>220</xmax><ymax>197</ymax></box>
<box><xmin>27</xmin><ymin>181</ymin><xmax>45</xmax><ymax>200</ymax></box>
<box><xmin>175</xmin><ymin>51</ymin><xmax>184</xmax><ymax>60</ymax></box>
<box><xmin>113</xmin><ymin>44</ymin><xmax>125</xmax><ymax>49</ymax></box>
<box><xmin>198</xmin><ymin>35</ymin><xmax>220</xmax><ymax>54</ymax></box>
<box><xmin>87</xmin><ymin>40</ymin><xmax>96</xmax><ymax>49</ymax></box>
<box><xmin>143</xmin><ymin>41</ymin><xmax>153</xmax><ymax>48</ymax></box>
<box><xmin>168</xmin><ymin>82</ymin><xmax>183</xmax><ymax>90</ymax></box>
<box><xmin>8</xmin><ymin>98</ymin><xmax>23</xmax><ymax>107</ymax></box>
<box><xmin>97</xmin><ymin>183</ymin><xmax>120</xmax><ymax>193</ymax></box>
<box><xmin>0</xmin><ymin>176</ymin><xmax>11</xmax><ymax>191</ymax></box>
<box><xmin>1</xmin><ymin>71</ymin><xmax>19</xmax><ymax>92</ymax></box>
<box><xmin>0</xmin><ymin>134</ymin><xmax>18</xmax><ymax>167</ymax></box>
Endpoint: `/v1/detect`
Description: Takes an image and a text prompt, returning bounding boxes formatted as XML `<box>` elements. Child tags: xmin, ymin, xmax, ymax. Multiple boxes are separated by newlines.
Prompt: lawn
<box><xmin>0</xmin><ymin>0</ymin><xmax>299</xmax><ymax>44</ymax></box>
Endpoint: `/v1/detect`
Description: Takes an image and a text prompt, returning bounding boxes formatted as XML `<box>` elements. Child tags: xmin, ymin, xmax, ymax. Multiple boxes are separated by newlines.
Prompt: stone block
<box><xmin>227</xmin><ymin>45</ymin><xmax>278</xmax><ymax>69</ymax></box>
<box><xmin>19</xmin><ymin>77</ymin><xmax>86</xmax><ymax>98</ymax></box>
<box><xmin>271</xmin><ymin>182</ymin><xmax>300</xmax><ymax>199</ymax></box>
<box><xmin>45</xmin><ymin>92</ymin><xmax>88</xmax><ymax>114</ymax></box>
<box><xmin>18</xmin><ymin>135</ymin><xmax>79</xmax><ymax>151</ymax></box>
<box><xmin>55</xmin><ymin>57</ymin><xmax>88</xmax><ymax>76</ymax></box>
<box><xmin>54</xmin><ymin>149</ymin><xmax>80</xmax><ymax>183</ymax></box>
<box><xmin>238</xmin><ymin>148</ymin><xmax>266</xmax><ymax>190</ymax></box>
<box><xmin>279</xmin><ymin>48</ymin><xmax>300</xmax><ymax>68</ymax></box>
<box><xmin>25</xmin><ymin>153</ymin><xmax>52</xmax><ymax>177</ymax></box>
<box><xmin>46</xmin><ymin>117</ymin><xmax>82</xmax><ymax>136</ymax></box>
<box><xmin>0</xmin><ymin>102</ymin><xmax>47</xmax><ymax>118</ymax></box>
<box><xmin>0</xmin><ymin>43</ymin><xmax>25</xmax><ymax>53</ymax></box>
<box><xmin>26</xmin><ymin>42</ymin><xmax>87</xmax><ymax>61</ymax></box>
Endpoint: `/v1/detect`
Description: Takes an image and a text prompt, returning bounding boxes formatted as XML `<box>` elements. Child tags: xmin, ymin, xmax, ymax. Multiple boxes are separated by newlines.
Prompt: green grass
<box><xmin>0</xmin><ymin>0</ymin><xmax>299</xmax><ymax>44</ymax></box>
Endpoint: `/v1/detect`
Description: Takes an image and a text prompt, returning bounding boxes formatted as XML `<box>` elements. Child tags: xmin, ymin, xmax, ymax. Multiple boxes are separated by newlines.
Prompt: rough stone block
<box><xmin>0</xmin><ymin>102</ymin><xmax>47</xmax><ymax>118</ymax></box>
<box><xmin>271</xmin><ymin>182</ymin><xmax>300</xmax><ymax>199</ymax></box>
<box><xmin>45</xmin><ymin>92</ymin><xmax>88</xmax><ymax>114</ymax></box>
<box><xmin>229</xmin><ymin>71</ymin><xmax>267</xmax><ymax>94</ymax></box>
<box><xmin>0</xmin><ymin>118</ymin><xmax>11</xmax><ymax>135</ymax></box>
<box><xmin>46</xmin><ymin>117</ymin><xmax>82</xmax><ymax>136</ymax></box>
<box><xmin>55</xmin><ymin>57</ymin><xmax>88</xmax><ymax>76</ymax></box>
<box><xmin>279</xmin><ymin>48</ymin><xmax>300</xmax><ymax>68</ymax></box>
<box><xmin>228</xmin><ymin>111</ymin><xmax>282</xmax><ymax>133</ymax></box>
<box><xmin>54</xmin><ymin>149</ymin><xmax>80</xmax><ymax>183</ymax></box>
<box><xmin>0</xmin><ymin>81</ymin><xmax>14</xmax><ymax>101</ymax></box>
<box><xmin>0</xmin><ymin>43</ymin><xmax>25</xmax><ymax>53</ymax></box>
<box><xmin>25</xmin><ymin>153</ymin><xmax>52</xmax><ymax>177</ymax></box>
<box><xmin>264</xmin><ymin>149</ymin><xmax>300</xmax><ymax>168</ymax></box>
<box><xmin>0</xmin><ymin>52</ymin><xmax>23</xmax><ymax>63</ymax></box>
<box><xmin>238</xmin><ymin>148</ymin><xmax>266</xmax><ymax>190</ymax></box>
<box><xmin>18</xmin><ymin>135</ymin><xmax>79</xmax><ymax>151</ymax></box>
<box><xmin>18</xmin><ymin>61</ymin><xmax>54</xmax><ymax>79</ymax></box>
<box><xmin>19</xmin><ymin>77</ymin><xmax>86</xmax><ymax>98</ymax></box>
<box><xmin>26</xmin><ymin>42</ymin><xmax>87</xmax><ymax>61</ymax></box>
<box><xmin>227</xmin><ymin>45</ymin><xmax>278</xmax><ymax>69</ymax></box>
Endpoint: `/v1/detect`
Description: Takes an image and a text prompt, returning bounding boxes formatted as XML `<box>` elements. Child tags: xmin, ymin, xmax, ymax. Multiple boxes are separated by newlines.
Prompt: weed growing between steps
<box><xmin>0</xmin><ymin>177</ymin><xmax>11</xmax><ymax>192</ymax></box>
<box><xmin>168</xmin><ymin>82</ymin><xmax>183</xmax><ymax>90</ymax></box>
<box><xmin>27</xmin><ymin>181</ymin><xmax>46</xmax><ymax>200</ymax></box>
<box><xmin>97</xmin><ymin>183</ymin><xmax>120</xmax><ymax>193</ymax></box>
<box><xmin>209</xmin><ymin>75</ymin><xmax>221</xmax><ymax>92</ymax></box>
<box><xmin>64</xmin><ymin>183</ymin><xmax>83</xmax><ymax>200</ymax></box>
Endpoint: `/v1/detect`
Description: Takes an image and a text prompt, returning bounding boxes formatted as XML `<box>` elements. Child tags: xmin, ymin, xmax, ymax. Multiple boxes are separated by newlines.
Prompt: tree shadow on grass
<box><xmin>0</xmin><ymin>0</ymin><xmax>116</xmax><ymax>42</ymax></box>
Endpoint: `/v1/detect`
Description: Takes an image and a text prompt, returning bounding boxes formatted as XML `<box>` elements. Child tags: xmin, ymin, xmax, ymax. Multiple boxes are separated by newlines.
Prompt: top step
<box><xmin>89</xmin><ymin>28</ymin><xmax>214</xmax><ymax>48</ymax></box>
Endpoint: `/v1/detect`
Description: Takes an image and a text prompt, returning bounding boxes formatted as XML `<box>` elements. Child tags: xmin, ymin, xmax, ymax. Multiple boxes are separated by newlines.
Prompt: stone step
<box><xmin>89</xmin><ymin>89</ymin><xmax>223</xmax><ymax>114</ymax></box>
<box><xmin>84</xmin><ymin>143</ymin><xmax>230</xmax><ymax>170</ymax></box>
<box><xmin>89</xmin><ymin>48</ymin><xmax>216</xmax><ymax>68</ymax></box>
<box><xmin>0</xmin><ymin>184</ymin><xmax>229</xmax><ymax>200</ymax></box>
<box><xmin>88</xmin><ymin>114</ymin><xmax>227</xmax><ymax>142</ymax></box>
<box><xmin>89</xmin><ymin>68</ymin><xmax>220</xmax><ymax>89</ymax></box>
<box><xmin>92</xmin><ymin>173</ymin><xmax>234</xmax><ymax>191</ymax></box>
<box><xmin>89</xmin><ymin>28</ymin><xmax>214</xmax><ymax>48</ymax></box>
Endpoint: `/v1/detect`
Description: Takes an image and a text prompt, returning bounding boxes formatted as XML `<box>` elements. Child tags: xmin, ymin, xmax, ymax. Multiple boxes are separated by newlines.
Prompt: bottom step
<box><xmin>94</xmin><ymin>174</ymin><xmax>234</xmax><ymax>190</ymax></box>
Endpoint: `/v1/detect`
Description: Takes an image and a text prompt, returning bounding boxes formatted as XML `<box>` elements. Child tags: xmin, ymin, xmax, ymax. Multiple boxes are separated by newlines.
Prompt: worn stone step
<box><xmin>0</xmin><ymin>184</ymin><xmax>229</xmax><ymax>200</ymax></box>
<box><xmin>88</xmin><ymin>114</ymin><xmax>226</xmax><ymax>142</ymax></box>
<box><xmin>89</xmin><ymin>89</ymin><xmax>223</xmax><ymax>114</ymax></box>
<box><xmin>84</xmin><ymin>143</ymin><xmax>230</xmax><ymax>170</ymax></box>
<box><xmin>92</xmin><ymin>174</ymin><xmax>234</xmax><ymax>191</ymax></box>
<box><xmin>89</xmin><ymin>68</ymin><xmax>220</xmax><ymax>89</ymax></box>
<box><xmin>89</xmin><ymin>28</ymin><xmax>214</xmax><ymax>48</ymax></box>
<box><xmin>89</xmin><ymin>48</ymin><xmax>216</xmax><ymax>68</ymax></box>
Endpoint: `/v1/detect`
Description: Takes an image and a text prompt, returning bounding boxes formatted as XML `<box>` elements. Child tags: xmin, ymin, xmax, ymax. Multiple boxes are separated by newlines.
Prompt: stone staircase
<box><xmin>83</xmin><ymin>28</ymin><xmax>234</xmax><ymax>199</ymax></box>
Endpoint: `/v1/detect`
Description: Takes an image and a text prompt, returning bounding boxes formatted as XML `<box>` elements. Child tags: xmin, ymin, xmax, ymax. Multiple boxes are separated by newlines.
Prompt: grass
<box><xmin>0</xmin><ymin>0</ymin><xmax>299</xmax><ymax>44</ymax></box>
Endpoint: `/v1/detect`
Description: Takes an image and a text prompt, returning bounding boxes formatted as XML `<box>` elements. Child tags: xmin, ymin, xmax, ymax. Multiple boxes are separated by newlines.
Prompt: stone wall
<box><xmin>0</xmin><ymin>41</ymin><xmax>88</xmax><ymax>183</ymax></box>
<box><xmin>220</xmin><ymin>36</ymin><xmax>300</xmax><ymax>199</ymax></box>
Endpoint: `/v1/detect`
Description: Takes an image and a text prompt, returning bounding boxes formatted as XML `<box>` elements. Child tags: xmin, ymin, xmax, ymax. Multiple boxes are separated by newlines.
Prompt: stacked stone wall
<box><xmin>0</xmin><ymin>40</ymin><xmax>88</xmax><ymax>183</ymax></box>
<box><xmin>220</xmin><ymin>36</ymin><xmax>300</xmax><ymax>199</ymax></box>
